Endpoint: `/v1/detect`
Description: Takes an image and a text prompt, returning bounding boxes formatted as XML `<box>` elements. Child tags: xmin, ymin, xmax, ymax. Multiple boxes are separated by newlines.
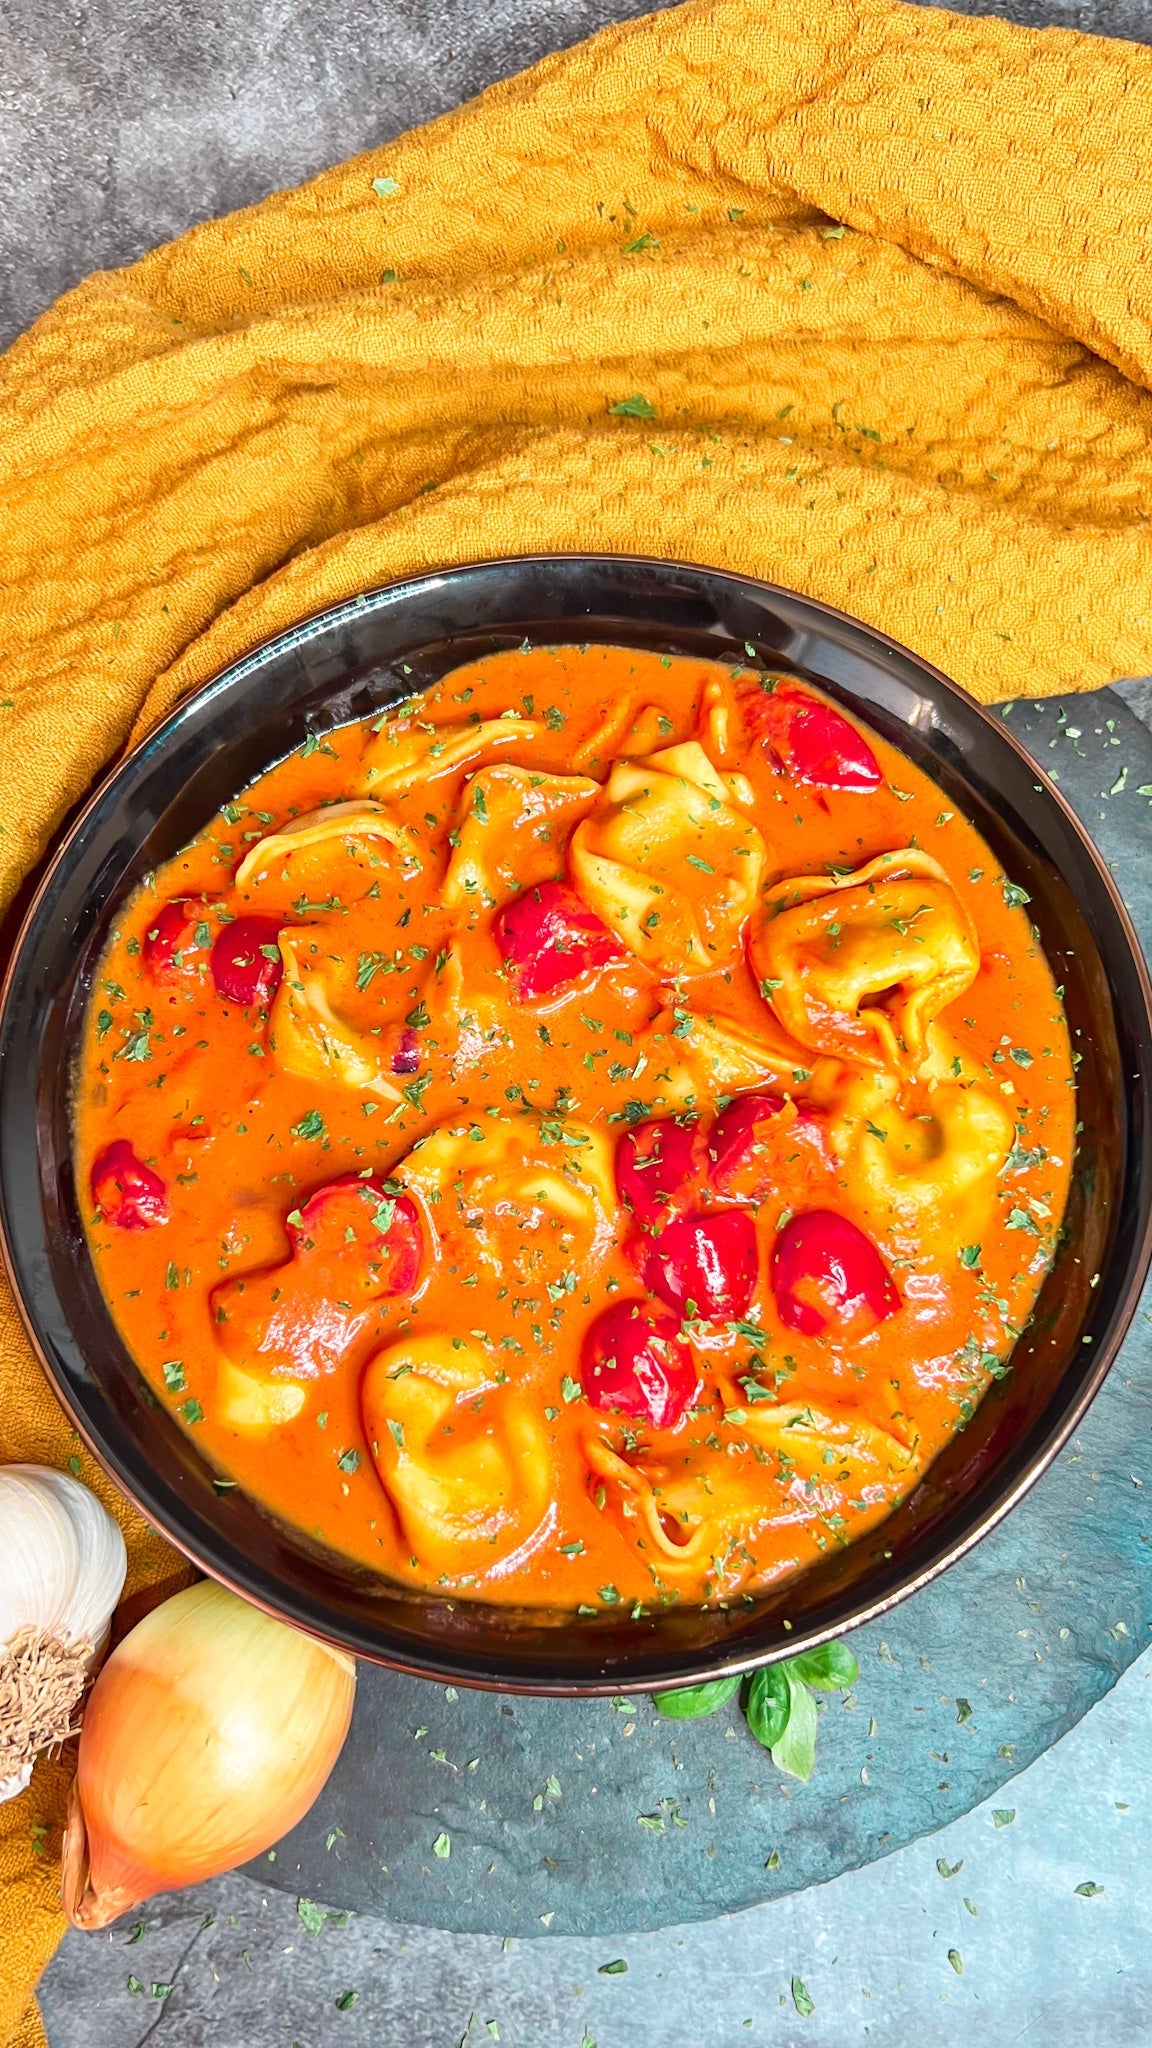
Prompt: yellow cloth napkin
<box><xmin>4</xmin><ymin>0</ymin><xmax>1152</xmax><ymax>2032</ymax></box>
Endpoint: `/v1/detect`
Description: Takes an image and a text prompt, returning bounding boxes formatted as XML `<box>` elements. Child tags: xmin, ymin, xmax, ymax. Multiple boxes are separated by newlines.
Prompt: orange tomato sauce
<box><xmin>74</xmin><ymin>646</ymin><xmax>1074</xmax><ymax>1613</ymax></box>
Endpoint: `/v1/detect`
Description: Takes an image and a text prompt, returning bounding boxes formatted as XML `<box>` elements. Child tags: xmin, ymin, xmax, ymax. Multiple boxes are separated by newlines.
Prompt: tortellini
<box><xmin>751</xmin><ymin>849</ymin><xmax>980</xmax><ymax>1073</ymax></box>
<box><xmin>586</xmin><ymin>1399</ymin><xmax>913</xmax><ymax>1583</ymax></box>
<box><xmin>569</xmin><ymin>741</ymin><xmax>768</xmax><ymax>976</ymax></box>
<box><xmin>697</xmin><ymin>674</ymin><xmax>742</xmax><ymax>765</ymax></box>
<box><xmin>270</xmin><ymin>931</ymin><xmax>402</xmax><ymax>1100</ymax></box>
<box><xmin>395</xmin><ymin>1113</ymin><xmax>616</xmax><ymax>1278</ymax></box>
<box><xmin>572</xmin><ymin>700</ymin><xmax>683</xmax><ymax>769</ymax></box>
<box><xmin>216</xmin><ymin>1361</ymin><xmax>307</xmax><ymax>1436</ymax></box>
<box><xmin>738</xmin><ymin>1400</ymin><xmax>915</xmax><ymax>1480</ymax></box>
<box><xmin>361</xmin><ymin>716</ymin><xmax>551</xmax><ymax>795</ymax></box>
<box><xmin>362</xmin><ymin>1334</ymin><xmax>552</xmax><ymax>1567</ymax></box>
<box><xmin>830</xmin><ymin>1076</ymin><xmax>1015</xmax><ymax>1245</ymax></box>
<box><xmin>234</xmin><ymin>800</ymin><xmax>417</xmax><ymax>892</ymax></box>
<box><xmin>441</xmin><ymin>765</ymin><xmax>600</xmax><ymax>909</ymax></box>
<box><xmin>646</xmin><ymin>1004</ymin><xmax>827</xmax><ymax>1107</ymax></box>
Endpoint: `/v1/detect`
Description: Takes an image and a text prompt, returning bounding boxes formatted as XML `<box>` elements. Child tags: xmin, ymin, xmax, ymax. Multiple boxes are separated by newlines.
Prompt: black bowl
<box><xmin>3</xmin><ymin>555</ymin><xmax>1151</xmax><ymax>1693</ymax></box>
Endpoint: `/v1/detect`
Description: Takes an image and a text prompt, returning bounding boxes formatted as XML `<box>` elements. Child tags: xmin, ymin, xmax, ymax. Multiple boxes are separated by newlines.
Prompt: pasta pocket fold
<box><xmin>586</xmin><ymin>1397</ymin><xmax>912</xmax><ymax>1587</ymax></box>
<box><xmin>569</xmin><ymin>741</ymin><xmax>767</xmax><ymax>976</ymax></box>
<box><xmin>738</xmin><ymin>1400</ymin><xmax>916</xmax><ymax>1479</ymax></box>
<box><xmin>361</xmin><ymin>716</ymin><xmax>553</xmax><ymax>794</ymax></box>
<box><xmin>646</xmin><ymin>1004</ymin><xmax>825</xmax><ymax>1106</ymax></box>
<box><xmin>211</xmin><ymin>1175</ymin><xmax>426</xmax><ymax>1434</ymax></box>
<box><xmin>269</xmin><ymin>931</ymin><xmax>404</xmax><ymax>1099</ymax></box>
<box><xmin>234</xmin><ymin>800</ymin><xmax>419</xmax><ymax>894</ymax></box>
<box><xmin>394</xmin><ymin>1112</ymin><xmax>618</xmax><ymax>1282</ymax></box>
<box><xmin>362</xmin><ymin>1334</ymin><xmax>552</xmax><ymax>1566</ymax></box>
<box><xmin>216</xmin><ymin>1363</ymin><xmax>307</xmax><ymax>1435</ymax></box>
<box><xmin>441</xmin><ymin>765</ymin><xmax>600</xmax><ymax>909</ymax></box>
<box><xmin>572</xmin><ymin>700</ymin><xmax>684</xmax><ymax>769</ymax></box>
<box><xmin>751</xmin><ymin>849</ymin><xmax>979</xmax><ymax>1073</ymax></box>
<box><xmin>831</xmin><ymin>1077</ymin><xmax>1015</xmax><ymax>1246</ymax></box>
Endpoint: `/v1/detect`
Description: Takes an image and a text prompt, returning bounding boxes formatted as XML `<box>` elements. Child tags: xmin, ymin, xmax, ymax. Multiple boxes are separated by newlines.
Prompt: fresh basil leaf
<box><xmin>787</xmin><ymin>1640</ymin><xmax>859</xmax><ymax>1691</ymax></box>
<box><xmin>745</xmin><ymin>1665</ymin><xmax>792</xmax><ymax>1750</ymax></box>
<box><xmin>769</xmin><ymin>1671</ymin><xmax>818</xmax><ymax>1783</ymax></box>
<box><xmin>653</xmin><ymin>1676</ymin><xmax>741</xmax><ymax>1720</ymax></box>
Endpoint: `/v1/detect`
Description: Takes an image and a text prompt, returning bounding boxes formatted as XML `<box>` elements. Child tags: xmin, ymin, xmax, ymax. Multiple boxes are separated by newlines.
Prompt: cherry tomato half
<box><xmin>634</xmin><ymin>1209</ymin><xmax>758</xmax><ymax>1320</ymax></box>
<box><xmin>615</xmin><ymin>1118</ymin><xmax>699</xmax><ymax>1229</ymax></box>
<box><xmin>143</xmin><ymin>897</ymin><xmax>212</xmax><ymax>979</ymax></box>
<box><xmin>90</xmin><ymin>1140</ymin><xmax>168</xmax><ymax>1229</ymax></box>
<box><xmin>286</xmin><ymin>1173</ymin><xmax>423</xmax><ymax>1295</ymax></box>
<box><xmin>494</xmin><ymin>880</ymin><xmax>625</xmax><ymax>999</ymax></box>
<box><xmin>210</xmin><ymin>915</ymin><xmax>284</xmax><ymax>1007</ymax></box>
<box><xmin>771</xmin><ymin>1209</ymin><xmax>899</xmax><ymax>1336</ymax></box>
<box><xmin>582</xmin><ymin>1300</ymin><xmax>699</xmax><ymax>1430</ymax></box>
<box><xmin>706</xmin><ymin>1092</ymin><xmax>830</xmax><ymax>1204</ymax></box>
<box><xmin>745</xmin><ymin>687</ymin><xmax>882</xmax><ymax>792</ymax></box>
<box><xmin>706</xmin><ymin>1092</ymin><xmax>787</xmax><ymax>1190</ymax></box>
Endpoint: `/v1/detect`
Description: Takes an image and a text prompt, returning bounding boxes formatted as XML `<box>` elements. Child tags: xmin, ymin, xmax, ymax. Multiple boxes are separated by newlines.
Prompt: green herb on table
<box><xmin>792</xmin><ymin>1975</ymin><xmax>816</xmax><ymax>2018</ymax></box>
<box><xmin>651</xmin><ymin>1675</ymin><xmax>741</xmax><ymax>1720</ymax></box>
<box><xmin>652</xmin><ymin>1638</ymin><xmax>858</xmax><ymax>1782</ymax></box>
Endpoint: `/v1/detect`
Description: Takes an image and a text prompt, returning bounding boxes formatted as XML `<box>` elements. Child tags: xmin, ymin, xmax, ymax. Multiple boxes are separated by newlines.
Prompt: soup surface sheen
<box><xmin>76</xmin><ymin>646</ymin><xmax>1074</xmax><ymax>1612</ymax></box>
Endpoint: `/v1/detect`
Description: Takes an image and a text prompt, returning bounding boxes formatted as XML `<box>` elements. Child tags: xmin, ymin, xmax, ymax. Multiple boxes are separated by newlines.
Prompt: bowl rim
<box><xmin>4</xmin><ymin>549</ymin><xmax>1152</xmax><ymax>1693</ymax></box>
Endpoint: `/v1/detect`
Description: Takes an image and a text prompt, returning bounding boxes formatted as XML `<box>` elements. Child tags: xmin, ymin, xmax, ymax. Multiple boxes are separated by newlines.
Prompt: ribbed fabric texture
<box><xmin>4</xmin><ymin>0</ymin><xmax>1152</xmax><ymax>2033</ymax></box>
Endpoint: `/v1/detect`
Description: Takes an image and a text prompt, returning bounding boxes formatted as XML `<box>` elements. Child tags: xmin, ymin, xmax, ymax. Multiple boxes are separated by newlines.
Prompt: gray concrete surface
<box><xmin>2</xmin><ymin>0</ymin><xmax>1152</xmax><ymax>350</ymax></box>
<box><xmin>7</xmin><ymin>0</ymin><xmax>1152</xmax><ymax>2038</ymax></box>
<box><xmin>38</xmin><ymin>1651</ymin><xmax>1152</xmax><ymax>2047</ymax></box>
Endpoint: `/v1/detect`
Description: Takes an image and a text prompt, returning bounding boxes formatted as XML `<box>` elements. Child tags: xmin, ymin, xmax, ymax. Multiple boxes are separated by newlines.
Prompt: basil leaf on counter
<box><xmin>745</xmin><ymin>1665</ymin><xmax>792</xmax><ymax>1750</ymax></box>
<box><xmin>766</xmin><ymin>1671</ymin><xmax>819</xmax><ymax>1783</ymax></box>
<box><xmin>787</xmin><ymin>1640</ymin><xmax>859</xmax><ymax>1692</ymax></box>
<box><xmin>653</xmin><ymin>1675</ymin><xmax>741</xmax><ymax>1720</ymax></box>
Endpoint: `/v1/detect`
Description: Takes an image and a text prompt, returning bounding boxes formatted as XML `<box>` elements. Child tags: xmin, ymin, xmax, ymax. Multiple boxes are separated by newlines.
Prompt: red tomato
<box><xmin>706</xmin><ymin>1092</ymin><xmax>787</xmax><ymax>1189</ymax></box>
<box><xmin>143</xmin><ymin>897</ymin><xmax>212</xmax><ymax>979</ymax></box>
<box><xmin>744</xmin><ymin>686</ymin><xmax>882</xmax><ymax>792</ymax></box>
<box><xmin>287</xmin><ymin>1173</ymin><xmax>423</xmax><ymax>1295</ymax></box>
<box><xmin>634</xmin><ymin>1209</ymin><xmax>758</xmax><ymax>1320</ymax></box>
<box><xmin>771</xmin><ymin>1210</ymin><xmax>899</xmax><ymax>1336</ymax></box>
<box><xmin>210</xmin><ymin>915</ymin><xmax>284</xmax><ymax>1007</ymax></box>
<box><xmin>706</xmin><ymin>1093</ymin><xmax>830</xmax><ymax>1203</ymax></box>
<box><xmin>582</xmin><ymin>1300</ymin><xmax>699</xmax><ymax>1429</ymax></box>
<box><xmin>494</xmin><ymin>880</ymin><xmax>625</xmax><ymax>999</ymax></box>
<box><xmin>615</xmin><ymin>1118</ymin><xmax>699</xmax><ymax>1228</ymax></box>
<box><xmin>90</xmin><ymin>1140</ymin><xmax>168</xmax><ymax>1229</ymax></box>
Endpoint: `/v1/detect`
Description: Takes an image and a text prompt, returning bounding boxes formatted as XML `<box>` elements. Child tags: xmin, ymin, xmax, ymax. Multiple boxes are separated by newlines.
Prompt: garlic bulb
<box><xmin>0</xmin><ymin>1465</ymin><xmax>127</xmax><ymax>1802</ymax></box>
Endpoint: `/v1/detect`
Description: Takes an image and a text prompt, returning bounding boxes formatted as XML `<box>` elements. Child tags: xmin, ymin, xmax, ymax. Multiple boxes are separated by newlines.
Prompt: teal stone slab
<box><xmin>249</xmin><ymin>687</ymin><xmax>1152</xmax><ymax>1936</ymax></box>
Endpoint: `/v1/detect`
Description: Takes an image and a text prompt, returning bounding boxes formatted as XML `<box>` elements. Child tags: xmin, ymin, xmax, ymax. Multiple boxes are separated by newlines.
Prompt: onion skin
<box><xmin>62</xmin><ymin>1580</ymin><xmax>355</xmax><ymax>1929</ymax></box>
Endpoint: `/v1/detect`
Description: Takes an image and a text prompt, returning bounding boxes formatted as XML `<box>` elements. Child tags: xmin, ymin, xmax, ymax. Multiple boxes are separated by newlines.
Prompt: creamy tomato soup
<box><xmin>75</xmin><ymin>646</ymin><xmax>1074</xmax><ymax>1612</ymax></box>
